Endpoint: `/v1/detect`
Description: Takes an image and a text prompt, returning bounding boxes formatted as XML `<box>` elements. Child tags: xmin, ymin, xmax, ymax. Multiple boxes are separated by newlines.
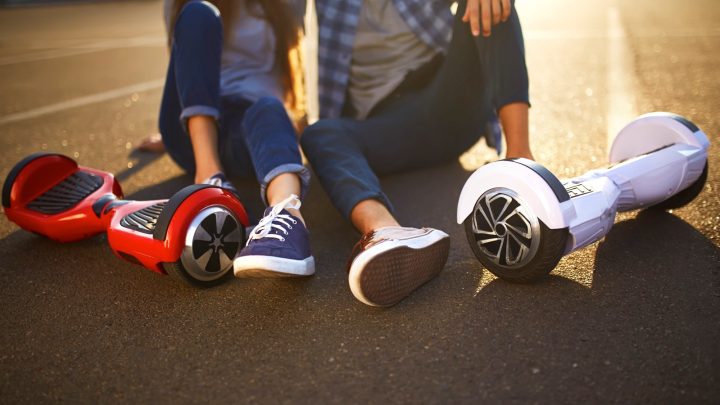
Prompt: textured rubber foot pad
<box><xmin>27</xmin><ymin>171</ymin><xmax>103</xmax><ymax>214</ymax></box>
<box><xmin>357</xmin><ymin>237</ymin><xmax>450</xmax><ymax>307</ymax></box>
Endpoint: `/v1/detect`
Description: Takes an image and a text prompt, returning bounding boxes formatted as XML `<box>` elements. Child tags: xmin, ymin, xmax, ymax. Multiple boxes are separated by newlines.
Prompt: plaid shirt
<box><xmin>316</xmin><ymin>0</ymin><xmax>455</xmax><ymax>119</ymax></box>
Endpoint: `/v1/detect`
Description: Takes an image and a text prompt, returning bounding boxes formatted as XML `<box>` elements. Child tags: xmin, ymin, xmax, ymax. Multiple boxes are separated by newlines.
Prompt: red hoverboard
<box><xmin>2</xmin><ymin>153</ymin><xmax>250</xmax><ymax>287</ymax></box>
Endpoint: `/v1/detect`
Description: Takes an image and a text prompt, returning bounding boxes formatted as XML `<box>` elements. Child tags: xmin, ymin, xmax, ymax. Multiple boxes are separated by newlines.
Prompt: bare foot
<box><xmin>136</xmin><ymin>133</ymin><xmax>165</xmax><ymax>153</ymax></box>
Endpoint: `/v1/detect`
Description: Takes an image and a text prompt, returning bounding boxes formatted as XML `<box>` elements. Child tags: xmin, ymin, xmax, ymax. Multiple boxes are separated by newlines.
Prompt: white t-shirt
<box><xmin>347</xmin><ymin>0</ymin><xmax>439</xmax><ymax>119</ymax></box>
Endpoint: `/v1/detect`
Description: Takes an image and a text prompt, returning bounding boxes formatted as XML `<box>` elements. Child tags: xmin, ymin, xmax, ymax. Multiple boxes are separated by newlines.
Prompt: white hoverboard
<box><xmin>457</xmin><ymin>112</ymin><xmax>710</xmax><ymax>282</ymax></box>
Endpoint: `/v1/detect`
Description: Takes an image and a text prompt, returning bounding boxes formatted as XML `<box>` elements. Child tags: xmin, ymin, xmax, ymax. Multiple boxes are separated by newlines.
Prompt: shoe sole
<box><xmin>234</xmin><ymin>256</ymin><xmax>315</xmax><ymax>278</ymax></box>
<box><xmin>348</xmin><ymin>230</ymin><xmax>450</xmax><ymax>307</ymax></box>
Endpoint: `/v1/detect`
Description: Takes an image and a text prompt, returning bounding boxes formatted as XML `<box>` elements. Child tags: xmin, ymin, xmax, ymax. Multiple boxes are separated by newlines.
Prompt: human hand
<box><xmin>462</xmin><ymin>0</ymin><xmax>511</xmax><ymax>37</ymax></box>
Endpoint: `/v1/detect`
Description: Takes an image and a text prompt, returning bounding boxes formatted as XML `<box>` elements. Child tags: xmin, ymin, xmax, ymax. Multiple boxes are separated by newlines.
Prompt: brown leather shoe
<box><xmin>347</xmin><ymin>226</ymin><xmax>450</xmax><ymax>307</ymax></box>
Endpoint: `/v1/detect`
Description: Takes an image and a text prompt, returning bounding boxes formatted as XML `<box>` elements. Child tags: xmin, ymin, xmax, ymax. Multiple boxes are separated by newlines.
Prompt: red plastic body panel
<box><xmin>4</xmin><ymin>155</ymin><xmax>122</xmax><ymax>242</ymax></box>
<box><xmin>4</xmin><ymin>153</ymin><xmax>250</xmax><ymax>279</ymax></box>
<box><xmin>105</xmin><ymin>188</ymin><xmax>249</xmax><ymax>274</ymax></box>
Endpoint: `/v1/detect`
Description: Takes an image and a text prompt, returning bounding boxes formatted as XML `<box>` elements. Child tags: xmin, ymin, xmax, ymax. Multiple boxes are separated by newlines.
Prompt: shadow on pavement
<box><xmin>114</xmin><ymin>149</ymin><xmax>162</xmax><ymax>183</ymax></box>
<box><xmin>461</xmin><ymin>209</ymin><xmax>719</xmax><ymax>400</ymax></box>
<box><xmin>1</xmin><ymin>160</ymin><xmax>718</xmax><ymax>402</ymax></box>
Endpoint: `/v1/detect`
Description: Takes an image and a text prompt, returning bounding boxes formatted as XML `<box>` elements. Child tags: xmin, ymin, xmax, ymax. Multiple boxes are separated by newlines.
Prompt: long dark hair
<box><xmin>170</xmin><ymin>0</ymin><xmax>304</xmax><ymax>121</ymax></box>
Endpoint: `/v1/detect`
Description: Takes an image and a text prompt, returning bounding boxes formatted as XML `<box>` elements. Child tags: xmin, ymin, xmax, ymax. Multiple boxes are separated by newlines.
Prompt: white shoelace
<box><xmin>246</xmin><ymin>194</ymin><xmax>301</xmax><ymax>245</ymax></box>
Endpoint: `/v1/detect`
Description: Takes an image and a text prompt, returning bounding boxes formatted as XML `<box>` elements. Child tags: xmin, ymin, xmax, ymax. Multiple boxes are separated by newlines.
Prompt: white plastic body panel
<box><xmin>562</xmin><ymin>143</ymin><xmax>706</xmax><ymax>253</ymax></box>
<box><xmin>456</xmin><ymin>160</ymin><xmax>577</xmax><ymax>229</ymax></box>
<box><xmin>610</xmin><ymin>112</ymin><xmax>710</xmax><ymax>162</ymax></box>
<box><xmin>457</xmin><ymin>113</ymin><xmax>709</xmax><ymax>257</ymax></box>
<box><xmin>561</xmin><ymin>176</ymin><xmax>619</xmax><ymax>253</ymax></box>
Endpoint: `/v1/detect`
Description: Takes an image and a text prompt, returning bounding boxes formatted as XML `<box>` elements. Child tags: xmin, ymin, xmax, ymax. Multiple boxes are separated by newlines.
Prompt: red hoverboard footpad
<box><xmin>2</xmin><ymin>153</ymin><xmax>250</xmax><ymax>287</ymax></box>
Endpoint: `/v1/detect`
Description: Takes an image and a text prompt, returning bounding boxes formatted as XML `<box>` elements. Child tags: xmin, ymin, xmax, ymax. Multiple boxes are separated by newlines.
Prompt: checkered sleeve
<box><xmin>393</xmin><ymin>0</ymin><xmax>453</xmax><ymax>53</ymax></box>
<box><xmin>316</xmin><ymin>0</ymin><xmax>362</xmax><ymax>119</ymax></box>
<box><xmin>315</xmin><ymin>0</ymin><xmax>453</xmax><ymax>119</ymax></box>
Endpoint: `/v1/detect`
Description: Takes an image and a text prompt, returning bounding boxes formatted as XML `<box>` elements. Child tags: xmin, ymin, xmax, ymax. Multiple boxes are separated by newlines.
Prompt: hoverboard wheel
<box><xmin>163</xmin><ymin>206</ymin><xmax>245</xmax><ymax>287</ymax></box>
<box><xmin>463</xmin><ymin>187</ymin><xmax>568</xmax><ymax>283</ymax></box>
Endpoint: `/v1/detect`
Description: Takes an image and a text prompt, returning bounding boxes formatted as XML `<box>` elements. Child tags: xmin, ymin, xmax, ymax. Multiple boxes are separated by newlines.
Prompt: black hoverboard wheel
<box><xmin>463</xmin><ymin>186</ymin><xmax>569</xmax><ymax>283</ymax></box>
<box><xmin>163</xmin><ymin>205</ymin><xmax>245</xmax><ymax>287</ymax></box>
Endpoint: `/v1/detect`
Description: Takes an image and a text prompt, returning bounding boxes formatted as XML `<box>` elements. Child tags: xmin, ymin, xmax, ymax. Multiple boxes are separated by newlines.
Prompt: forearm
<box><xmin>485</xmin><ymin>2</ymin><xmax>531</xmax><ymax>159</ymax></box>
<box><xmin>498</xmin><ymin>102</ymin><xmax>533</xmax><ymax>160</ymax></box>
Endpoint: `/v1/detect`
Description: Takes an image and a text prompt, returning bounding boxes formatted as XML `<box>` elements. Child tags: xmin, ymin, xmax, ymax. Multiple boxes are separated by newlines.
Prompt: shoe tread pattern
<box><xmin>358</xmin><ymin>237</ymin><xmax>450</xmax><ymax>307</ymax></box>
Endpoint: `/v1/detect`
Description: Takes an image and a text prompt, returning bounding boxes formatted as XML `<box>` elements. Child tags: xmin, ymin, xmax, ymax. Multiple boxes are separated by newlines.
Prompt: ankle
<box><xmin>285</xmin><ymin>207</ymin><xmax>305</xmax><ymax>225</ymax></box>
<box><xmin>350</xmin><ymin>200</ymin><xmax>398</xmax><ymax>235</ymax></box>
<box><xmin>187</xmin><ymin>116</ymin><xmax>223</xmax><ymax>183</ymax></box>
<box><xmin>505</xmin><ymin>148</ymin><xmax>535</xmax><ymax>160</ymax></box>
<box><xmin>195</xmin><ymin>168</ymin><xmax>223</xmax><ymax>184</ymax></box>
<box><xmin>363</xmin><ymin>219</ymin><xmax>399</xmax><ymax>235</ymax></box>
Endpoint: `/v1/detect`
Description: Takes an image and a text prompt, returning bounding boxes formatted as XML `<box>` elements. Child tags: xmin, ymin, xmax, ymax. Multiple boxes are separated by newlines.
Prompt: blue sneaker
<box><xmin>233</xmin><ymin>194</ymin><xmax>315</xmax><ymax>277</ymax></box>
<box><xmin>202</xmin><ymin>172</ymin><xmax>237</xmax><ymax>193</ymax></box>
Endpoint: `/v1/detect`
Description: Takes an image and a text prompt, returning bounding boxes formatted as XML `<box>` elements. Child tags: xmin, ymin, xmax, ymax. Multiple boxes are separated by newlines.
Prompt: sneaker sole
<box><xmin>348</xmin><ymin>230</ymin><xmax>450</xmax><ymax>307</ymax></box>
<box><xmin>234</xmin><ymin>256</ymin><xmax>315</xmax><ymax>278</ymax></box>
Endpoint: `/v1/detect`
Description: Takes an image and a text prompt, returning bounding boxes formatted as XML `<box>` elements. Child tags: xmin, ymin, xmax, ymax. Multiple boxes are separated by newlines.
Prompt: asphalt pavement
<box><xmin>0</xmin><ymin>0</ymin><xmax>718</xmax><ymax>403</ymax></box>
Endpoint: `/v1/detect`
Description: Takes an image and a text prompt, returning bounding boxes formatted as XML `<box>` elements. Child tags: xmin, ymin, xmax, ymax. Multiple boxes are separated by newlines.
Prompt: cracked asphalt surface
<box><xmin>0</xmin><ymin>0</ymin><xmax>718</xmax><ymax>402</ymax></box>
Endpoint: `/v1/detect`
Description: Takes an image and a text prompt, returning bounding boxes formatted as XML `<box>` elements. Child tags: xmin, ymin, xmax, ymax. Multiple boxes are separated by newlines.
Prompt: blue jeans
<box><xmin>158</xmin><ymin>1</ymin><xmax>309</xmax><ymax>204</ymax></box>
<box><xmin>301</xmin><ymin>0</ymin><xmax>528</xmax><ymax>219</ymax></box>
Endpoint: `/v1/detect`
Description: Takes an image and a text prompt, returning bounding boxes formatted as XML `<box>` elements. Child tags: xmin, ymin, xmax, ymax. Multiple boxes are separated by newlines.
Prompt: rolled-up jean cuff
<box><xmin>260</xmin><ymin>163</ymin><xmax>311</xmax><ymax>206</ymax></box>
<box><xmin>342</xmin><ymin>191</ymin><xmax>395</xmax><ymax>222</ymax></box>
<box><xmin>179</xmin><ymin>105</ymin><xmax>220</xmax><ymax>132</ymax></box>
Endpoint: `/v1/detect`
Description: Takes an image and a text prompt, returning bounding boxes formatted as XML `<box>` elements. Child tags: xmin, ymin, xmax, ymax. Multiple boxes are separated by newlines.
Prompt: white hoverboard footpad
<box><xmin>610</xmin><ymin>112</ymin><xmax>710</xmax><ymax>163</ymax></box>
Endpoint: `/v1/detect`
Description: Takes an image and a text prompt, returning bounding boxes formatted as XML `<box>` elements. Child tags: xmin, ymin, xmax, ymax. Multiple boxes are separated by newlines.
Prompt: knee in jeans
<box><xmin>248</xmin><ymin>97</ymin><xmax>286</xmax><ymax>117</ymax></box>
<box><xmin>177</xmin><ymin>1</ymin><xmax>221</xmax><ymax>31</ymax></box>
<box><xmin>301</xmin><ymin>119</ymin><xmax>348</xmax><ymax>155</ymax></box>
<box><xmin>300</xmin><ymin>119</ymin><xmax>349</xmax><ymax>156</ymax></box>
<box><xmin>243</xmin><ymin>96</ymin><xmax>292</xmax><ymax>133</ymax></box>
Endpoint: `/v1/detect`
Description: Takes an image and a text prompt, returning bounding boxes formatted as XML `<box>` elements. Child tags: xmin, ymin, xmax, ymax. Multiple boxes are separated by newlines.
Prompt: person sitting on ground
<box><xmin>159</xmin><ymin>0</ymin><xmax>314</xmax><ymax>277</ymax></box>
<box><xmin>300</xmin><ymin>0</ymin><xmax>534</xmax><ymax>306</ymax></box>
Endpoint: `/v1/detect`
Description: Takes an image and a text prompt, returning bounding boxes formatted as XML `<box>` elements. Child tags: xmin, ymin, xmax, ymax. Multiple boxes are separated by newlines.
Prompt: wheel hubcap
<box><xmin>181</xmin><ymin>207</ymin><xmax>242</xmax><ymax>281</ymax></box>
<box><xmin>470</xmin><ymin>188</ymin><xmax>541</xmax><ymax>269</ymax></box>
